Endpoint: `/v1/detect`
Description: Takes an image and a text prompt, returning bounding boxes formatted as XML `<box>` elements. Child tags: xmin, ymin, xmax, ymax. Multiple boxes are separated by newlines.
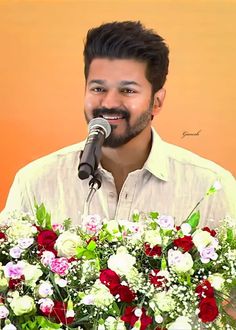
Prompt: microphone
<box><xmin>78</xmin><ymin>118</ymin><xmax>111</xmax><ymax>180</ymax></box>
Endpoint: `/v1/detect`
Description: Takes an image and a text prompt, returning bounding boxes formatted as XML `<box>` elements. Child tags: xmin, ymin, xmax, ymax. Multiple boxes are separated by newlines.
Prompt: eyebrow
<box><xmin>88</xmin><ymin>80</ymin><xmax>141</xmax><ymax>87</ymax></box>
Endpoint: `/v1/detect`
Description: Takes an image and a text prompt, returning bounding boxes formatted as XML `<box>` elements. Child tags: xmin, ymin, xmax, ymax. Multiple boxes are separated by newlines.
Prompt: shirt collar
<box><xmin>143</xmin><ymin>127</ymin><xmax>169</xmax><ymax>181</ymax></box>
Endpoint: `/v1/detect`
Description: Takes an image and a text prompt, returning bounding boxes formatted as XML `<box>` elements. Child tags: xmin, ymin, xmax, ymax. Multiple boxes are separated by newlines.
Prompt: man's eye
<box><xmin>91</xmin><ymin>87</ymin><xmax>105</xmax><ymax>92</ymax></box>
<box><xmin>121</xmin><ymin>88</ymin><xmax>136</xmax><ymax>94</ymax></box>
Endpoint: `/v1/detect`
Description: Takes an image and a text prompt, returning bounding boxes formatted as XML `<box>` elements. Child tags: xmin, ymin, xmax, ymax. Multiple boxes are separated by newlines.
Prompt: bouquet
<box><xmin>0</xmin><ymin>183</ymin><xmax>235</xmax><ymax>330</ymax></box>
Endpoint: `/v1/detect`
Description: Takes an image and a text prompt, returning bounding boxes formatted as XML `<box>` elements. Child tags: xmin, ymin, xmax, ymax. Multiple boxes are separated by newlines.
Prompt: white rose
<box><xmin>151</xmin><ymin>291</ymin><xmax>175</xmax><ymax>312</ymax></box>
<box><xmin>192</xmin><ymin>229</ymin><xmax>215</xmax><ymax>250</ymax></box>
<box><xmin>10</xmin><ymin>295</ymin><xmax>35</xmax><ymax>316</ymax></box>
<box><xmin>107</xmin><ymin>247</ymin><xmax>136</xmax><ymax>276</ymax></box>
<box><xmin>174</xmin><ymin>252</ymin><xmax>193</xmax><ymax>273</ymax></box>
<box><xmin>208</xmin><ymin>274</ymin><xmax>225</xmax><ymax>290</ymax></box>
<box><xmin>22</xmin><ymin>262</ymin><xmax>43</xmax><ymax>287</ymax></box>
<box><xmin>144</xmin><ymin>229</ymin><xmax>162</xmax><ymax>246</ymax></box>
<box><xmin>6</xmin><ymin>220</ymin><xmax>35</xmax><ymax>240</ymax></box>
<box><xmin>168</xmin><ymin>316</ymin><xmax>192</xmax><ymax>330</ymax></box>
<box><xmin>55</xmin><ymin>231</ymin><xmax>82</xmax><ymax>258</ymax></box>
<box><xmin>91</xmin><ymin>280</ymin><xmax>114</xmax><ymax>307</ymax></box>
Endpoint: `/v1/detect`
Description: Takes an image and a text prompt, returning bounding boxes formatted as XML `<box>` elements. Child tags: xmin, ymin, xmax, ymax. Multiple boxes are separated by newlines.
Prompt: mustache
<box><xmin>92</xmin><ymin>107</ymin><xmax>130</xmax><ymax>120</ymax></box>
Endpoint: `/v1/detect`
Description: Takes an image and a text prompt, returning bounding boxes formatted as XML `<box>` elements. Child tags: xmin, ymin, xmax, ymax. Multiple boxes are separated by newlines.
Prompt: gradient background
<box><xmin>0</xmin><ymin>0</ymin><xmax>235</xmax><ymax>210</ymax></box>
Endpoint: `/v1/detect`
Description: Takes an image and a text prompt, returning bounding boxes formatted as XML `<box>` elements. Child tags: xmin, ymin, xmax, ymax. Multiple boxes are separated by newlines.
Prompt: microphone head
<box><xmin>88</xmin><ymin>117</ymin><xmax>111</xmax><ymax>138</ymax></box>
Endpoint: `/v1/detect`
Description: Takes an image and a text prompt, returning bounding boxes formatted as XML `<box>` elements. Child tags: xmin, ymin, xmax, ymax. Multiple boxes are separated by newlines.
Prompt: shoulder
<box><xmin>16</xmin><ymin>141</ymin><xmax>85</xmax><ymax>180</ymax></box>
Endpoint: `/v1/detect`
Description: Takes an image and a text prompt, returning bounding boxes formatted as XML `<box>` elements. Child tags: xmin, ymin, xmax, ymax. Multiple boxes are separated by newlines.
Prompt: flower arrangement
<box><xmin>0</xmin><ymin>183</ymin><xmax>235</xmax><ymax>330</ymax></box>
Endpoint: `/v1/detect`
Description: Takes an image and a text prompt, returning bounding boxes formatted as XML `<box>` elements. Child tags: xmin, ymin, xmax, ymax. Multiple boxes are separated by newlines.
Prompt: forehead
<box><xmin>87</xmin><ymin>58</ymin><xmax>149</xmax><ymax>85</ymax></box>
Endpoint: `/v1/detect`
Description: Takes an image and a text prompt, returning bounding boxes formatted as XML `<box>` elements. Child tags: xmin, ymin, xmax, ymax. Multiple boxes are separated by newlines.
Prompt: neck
<box><xmin>101</xmin><ymin>127</ymin><xmax>152</xmax><ymax>176</ymax></box>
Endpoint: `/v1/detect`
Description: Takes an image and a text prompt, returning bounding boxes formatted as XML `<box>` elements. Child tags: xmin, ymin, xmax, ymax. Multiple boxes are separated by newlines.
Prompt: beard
<box><xmin>84</xmin><ymin>102</ymin><xmax>153</xmax><ymax>148</ymax></box>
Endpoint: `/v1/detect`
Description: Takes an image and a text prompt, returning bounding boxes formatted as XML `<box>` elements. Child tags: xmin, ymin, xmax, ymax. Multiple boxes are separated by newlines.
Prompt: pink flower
<box><xmin>39</xmin><ymin>298</ymin><xmax>54</xmax><ymax>315</ymax></box>
<box><xmin>82</xmin><ymin>214</ymin><xmax>102</xmax><ymax>234</ymax></box>
<box><xmin>40</xmin><ymin>251</ymin><xmax>56</xmax><ymax>266</ymax></box>
<box><xmin>52</xmin><ymin>224</ymin><xmax>64</xmax><ymax>233</ymax></box>
<box><xmin>4</xmin><ymin>262</ymin><xmax>24</xmax><ymax>279</ymax></box>
<box><xmin>50</xmin><ymin>257</ymin><xmax>69</xmax><ymax>276</ymax></box>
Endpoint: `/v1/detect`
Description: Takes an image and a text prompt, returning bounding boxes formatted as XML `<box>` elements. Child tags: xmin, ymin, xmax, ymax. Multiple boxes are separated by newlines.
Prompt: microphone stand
<box><xmin>83</xmin><ymin>170</ymin><xmax>102</xmax><ymax>216</ymax></box>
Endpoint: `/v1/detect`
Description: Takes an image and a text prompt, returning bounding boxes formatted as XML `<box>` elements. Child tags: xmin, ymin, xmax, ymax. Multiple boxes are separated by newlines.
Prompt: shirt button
<box><xmin>109</xmin><ymin>192</ymin><xmax>115</xmax><ymax>198</ymax></box>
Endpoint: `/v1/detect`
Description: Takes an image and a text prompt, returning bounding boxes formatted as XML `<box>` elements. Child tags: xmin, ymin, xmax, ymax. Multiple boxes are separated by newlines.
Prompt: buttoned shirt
<box><xmin>1</xmin><ymin>129</ymin><xmax>236</xmax><ymax>227</ymax></box>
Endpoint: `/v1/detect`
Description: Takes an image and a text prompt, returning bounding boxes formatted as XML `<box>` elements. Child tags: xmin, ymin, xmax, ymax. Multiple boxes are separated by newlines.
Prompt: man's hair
<box><xmin>83</xmin><ymin>21</ymin><xmax>169</xmax><ymax>94</ymax></box>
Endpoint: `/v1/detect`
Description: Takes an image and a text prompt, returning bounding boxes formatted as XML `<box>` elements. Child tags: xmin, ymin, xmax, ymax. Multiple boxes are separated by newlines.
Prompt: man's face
<box><xmin>84</xmin><ymin>58</ymin><xmax>154</xmax><ymax>148</ymax></box>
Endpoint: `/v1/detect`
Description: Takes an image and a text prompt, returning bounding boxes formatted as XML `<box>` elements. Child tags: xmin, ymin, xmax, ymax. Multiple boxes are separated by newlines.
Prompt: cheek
<box><xmin>84</xmin><ymin>95</ymin><xmax>97</xmax><ymax>113</ymax></box>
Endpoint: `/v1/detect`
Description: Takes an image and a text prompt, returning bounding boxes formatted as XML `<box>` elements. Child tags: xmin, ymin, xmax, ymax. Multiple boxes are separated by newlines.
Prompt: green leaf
<box><xmin>87</xmin><ymin>240</ymin><xmax>97</xmax><ymax>251</ymax></box>
<box><xmin>187</xmin><ymin>211</ymin><xmax>200</xmax><ymax>229</ymax></box>
<box><xmin>35</xmin><ymin>203</ymin><xmax>52</xmax><ymax>229</ymax></box>
<box><xmin>226</xmin><ymin>228</ymin><xmax>234</xmax><ymax>242</ymax></box>
<box><xmin>161</xmin><ymin>257</ymin><xmax>167</xmax><ymax>270</ymax></box>
<box><xmin>83</xmin><ymin>250</ymin><xmax>96</xmax><ymax>260</ymax></box>
<box><xmin>76</xmin><ymin>247</ymin><xmax>86</xmax><ymax>258</ymax></box>
<box><xmin>149</xmin><ymin>212</ymin><xmax>159</xmax><ymax>219</ymax></box>
<box><xmin>132</xmin><ymin>213</ymin><xmax>140</xmax><ymax>222</ymax></box>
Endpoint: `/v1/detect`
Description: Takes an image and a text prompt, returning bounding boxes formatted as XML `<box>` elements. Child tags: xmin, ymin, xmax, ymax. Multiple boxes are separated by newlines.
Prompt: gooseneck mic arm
<box><xmin>78</xmin><ymin>118</ymin><xmax>111</xmax><ymax>214</ymax></box>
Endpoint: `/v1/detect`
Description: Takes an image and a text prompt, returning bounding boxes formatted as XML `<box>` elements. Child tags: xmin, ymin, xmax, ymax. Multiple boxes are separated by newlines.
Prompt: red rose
<box><xmin>121</xmin><ymin>306</ymin><xmax>152</xmax><ymax>330</ymax></box>
<box><xmin>149</xmin><ymin>269</ymin><xmax>167</xmax><ymax>288</ymax></box>
<box><xmin>110</xmin><ymin>284</ymin><xmax>136</xmax><ymax>302</ymax></box>
<box><xmin>0</xmin><ymin>232</ymin><xmax>6</xmax><ymax>240</ymax></box>
<box><xmin>51</xmin><ymin>300</ymin><xmax>74</xmax><ymax>324</ymax></box>
<box><xmin>9</xmin><ymin>275</ymin><xmax>25</xmax><ymax>290</ymax></box>
<box><xmin>37</xmin><ymin>230</ymin><xmax>58</xmax><ymax>253</ymax></box>
<box><xmin>100</xmin><ymin>269</ymin><xmax>120</xmax><ymax>288</ymax></box>
<box><xmin>173</xmin><ymin>236</ymin><xmax>194</xmax><ymax>252</ymax></box>
<box><xmin>198</xmin><ymin>297</ymin><xmax>219</xmax><ymax>322</ymax></box>
<box><xmin>202</xmin><ymin>227</ymin><xmax>217</xmax><ymax>237</ymax></box>
<box><xmin>196</xmin><ymin>280</ymin><xmax>214</xmax><ymax>299</ymax></box>
<box><xmin>144</xmin><ymin>243</ymin><xmax>162</xmax><ymax>257</ymax></box>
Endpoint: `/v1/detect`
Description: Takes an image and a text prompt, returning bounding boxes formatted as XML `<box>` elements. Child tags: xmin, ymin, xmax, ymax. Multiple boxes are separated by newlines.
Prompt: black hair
<box><xmin>84</xmin><ymin>21</ymin><xmax>169</xmax><ymax>94</ymax></box>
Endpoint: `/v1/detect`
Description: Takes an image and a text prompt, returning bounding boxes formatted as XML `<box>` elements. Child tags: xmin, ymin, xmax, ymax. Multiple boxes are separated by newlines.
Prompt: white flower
<box><xmin>40</xmin><ymin>250</ymin><xmax>56</xmax><ymax>266</ymax></box>
<box><xmin>38</xmin><ymin>298</ymin><xmax>54</xmax><ymax>314</ymax></box>
<box><xmin>80</xmin><ymin>294</ymin><xmax>95</xmax><ymax>305</ymax></box>
<box><xmin>55</xmin><ymin>231</ymin><xmax>82</xmax><ymax>258</ymax></box>
<box><xmin>192</xmin><ymin>229</ymin><xmax>216</xmax><ymax>251</ymax></box>
<box><xmin>167</xmin><ymin>316</ymin><xmax>192</xmax><ymax>330</ymax></box>
<box><xmin>38</xmin><ymin>281</ymin><xmax>53</xmax><ymax>297</ymax></box>
<box><xmin>2</xmin><ymin>324</ymin><xmax>17</xmax><ymax>330</ymax></box>
<box><xmin>151</xmin><ymin>291</ymin><xmax>175</xmax><ymax>312</ymax></box>
<box><xmin>0</xmin><ymin>305</ymin><xmax>9</xmax><ymax>319</ymax></box>
<box><xmin>104</xmin><ymin>220</ymin><xmax>122</xmax><ymax>239</ymax></box>
<box><xmin>91</xmin><ymin>280</ymin><xmax>114</xmax><ymax>307</ymax></box>
<box><xmin>104</xmin><ymin>316</ymin><xmax>126</xmax><ymax>330</ymax></box>
<box><xmin>180</xmin><ymin>223</ymin><xmax>192</xmax><ymax>235</ymax></box>
<box><xmin>108</xmin><ymin>246</ymin><xmax>136</xmax><ymax>276</ymax></box>
<box><xmin>144</xmin><ymin>229</ymin><xmax>162</xmax><ymax>247</ymax></box>
<box><xmin>168</xmin><ymin>249</ymin><xmax>193</xmax><ymax>273</ymax></box>
<box><xmin>157</xmin><ymin>215</ymin><xmax>175</xmax><ymax>230</ymax></box>
<box><xmin>9</xmin><ymin>246</ymin><xmax>22</xmax><ymax>259</ymax></box>
<box><xmin>208</xmin><ymin>274</ymin><xmax>225</xmax><ymax>290</ymax></box>
<box><xmin>55</xmin><ymin>275</ymin><xmax>67</xmax><ymax>287</ymax></box>
<box><xmin>10</xmin><ymin>295</ymin><xmax>35</xmax><ymax>316</ymax></box>
<box><xmin>17</xmin><ymin>238</ymin><xmax>34</xmax><ymax>249</ymax></box>
<box><xmin>6</xmin><ymin>220</ymin><xmax>35</xmax><ymax>240</ymax></box>
<box><xmin>155</xmin><ymin>315</ymin><xmax>163</xmax><ymax>323</ymax></box>
<box><xmin>22</xmin><ymin>262</ymin><xmax>43</xmax><ymax>287</ymax></box>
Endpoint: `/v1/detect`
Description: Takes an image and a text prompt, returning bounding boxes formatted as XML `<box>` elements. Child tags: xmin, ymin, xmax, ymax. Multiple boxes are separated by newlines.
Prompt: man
<box><xmin>1</xmin><ymin>21</ymin><xmax>236</xmax><ymax>227</ymax></box>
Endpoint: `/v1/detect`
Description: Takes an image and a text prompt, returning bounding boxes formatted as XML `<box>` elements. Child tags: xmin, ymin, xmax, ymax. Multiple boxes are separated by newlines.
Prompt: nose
<box><xmin>100</xmin><ymin>89</ymin><xmax>122</xmax><ymax>109</ymax></box>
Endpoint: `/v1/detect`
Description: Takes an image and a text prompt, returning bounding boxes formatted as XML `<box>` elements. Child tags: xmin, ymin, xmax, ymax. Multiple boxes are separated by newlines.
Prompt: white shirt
<box><xmin>1</xmin><ymin>129</ymin><xmax>236</xmax><ymax>227</ymax></box>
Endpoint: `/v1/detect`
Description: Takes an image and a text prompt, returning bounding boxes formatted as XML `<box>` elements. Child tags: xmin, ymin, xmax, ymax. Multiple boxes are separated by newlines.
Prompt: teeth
<box><xmin>103</xmin><ymin>115</ymin><xmax>123</xmax><ymax>120</ymax></box>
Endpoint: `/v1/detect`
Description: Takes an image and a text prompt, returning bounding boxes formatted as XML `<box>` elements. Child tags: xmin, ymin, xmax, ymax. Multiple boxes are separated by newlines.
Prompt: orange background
<box><xmin>0</xmin><ymin>0</ymin><xmax>235</xmax><ymax>210</ymax></box>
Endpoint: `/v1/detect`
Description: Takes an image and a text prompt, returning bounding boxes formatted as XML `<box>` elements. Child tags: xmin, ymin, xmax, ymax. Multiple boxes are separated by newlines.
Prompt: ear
<box><xmin>152</xmin><ymin>88</ymin><xmax>166</xmax><ymax>116</ymax></box>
